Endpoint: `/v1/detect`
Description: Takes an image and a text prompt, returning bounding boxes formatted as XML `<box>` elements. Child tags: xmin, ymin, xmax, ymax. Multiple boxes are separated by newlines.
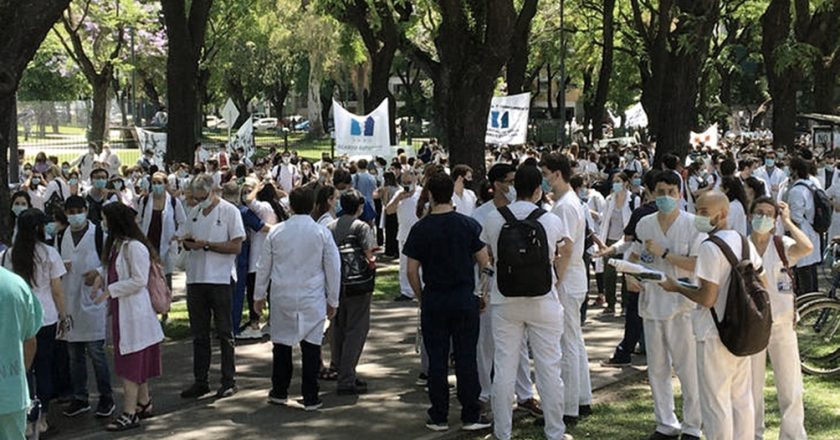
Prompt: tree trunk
<box><xmin>761</xmin><ymin>0</ymin><xmax>797</xmax><ymax>148</ymax></box>
<box><xmin>591</xmin><ymin>0</ymin><xmax>616</xmax><ymax>140</ymax></box>
<box><xmin>436</xmin><ymin>75</ymin><xmax>496</xmax><ymax>178</ymax></box>
<box><xmin>226</xmin><ymin>75</ymin><xmax>251</xmax><ymax>128</ymax></box>
<box><xmin>140</xmin><ymin>70</ymin><xmax>162</xmax><ymax>109</ymax></box>
<box><xmin>505</xmin><ymin>0</ymin><xmax>538</xmax><ymax>94</ymax></box>
<box><xmin>89</xmin><ymin>75</ymin><xmax>111</xmax><ymax>146</ymax></box>
<box><xmin>581</xmin><ymin>67</ymin><xmax>594</xmax><ymax>139</ymax></box>
<box><xmin>307</xmin><ymin>57</ymin><xmax>325</xmax><ymax>137</ymax></box>
<box><xmin>0</xmin><ymin>94</ymin><xmax>14</xmax><ymax>244</ymax></box>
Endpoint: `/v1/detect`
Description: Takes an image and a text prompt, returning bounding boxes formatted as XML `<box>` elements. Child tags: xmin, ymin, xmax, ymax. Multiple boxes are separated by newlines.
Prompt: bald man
<box><xmin>661</xmin><ymin>191</ymin><xmax>767</xmax><ymax>440</ymax></box>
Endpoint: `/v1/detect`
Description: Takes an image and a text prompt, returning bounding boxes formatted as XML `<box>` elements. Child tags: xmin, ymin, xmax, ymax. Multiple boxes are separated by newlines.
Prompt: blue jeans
<box><xmin>68</xmin><ymin>340</ymin><xmax>113</xmax><ymax>403</ymax></box>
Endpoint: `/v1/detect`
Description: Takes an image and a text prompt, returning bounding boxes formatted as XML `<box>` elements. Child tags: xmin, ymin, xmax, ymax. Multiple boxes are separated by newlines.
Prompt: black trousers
<box><xmin>794</xmin><ymin>263</ymin><xmax>819</xmax><ymax>296</ymax></box>
<box><xmin>246</xmin><ymin>272</ymin><xmax>260</xmax><ymax>325</ymax></box>
<box><xmin>32</xmin><ymin>324</ymin><xmax>57</xmax><ymax>413</ymax></box>
<box><xmin>187</xmin><ymin>282</ymin><xmax>236</xmax><ymax>387</ymax></box>
<box><xmin>611</xmin><ymin>291</ymin><xmax>643</xmax><ymax>362</ymax></box>
<box><xmin>421</xmin><ymin>306</ymin><xmax>481</xmax><ymax>424</ymax></box>
<box><xmin>384</xmin><ymin>213</ymin><xmax>399</xmax><ymax>257</ymax></box>
<box><xmin>272</xmin><ymin>341</ymin><xmax>320</xmax><ymax>404</ymax></box>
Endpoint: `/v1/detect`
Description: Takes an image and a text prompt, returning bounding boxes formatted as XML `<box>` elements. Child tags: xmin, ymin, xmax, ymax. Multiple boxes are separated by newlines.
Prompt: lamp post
<box><xmin>283</xmin><ymin>127</ymin><xmax>289</xmax><ymax>153</ymax></box>
<box><xmin>130</xmin><ymin>26</ymin><xmax>137</xmax><ymax>126</ymax></box>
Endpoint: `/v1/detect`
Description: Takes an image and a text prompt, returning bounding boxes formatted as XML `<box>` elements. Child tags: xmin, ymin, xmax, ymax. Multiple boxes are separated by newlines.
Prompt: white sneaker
<box><xmin>260</xmin><ymin>323</ymin><xmax>271</xmax><ymax>336</ymax></box>
<box><xmin>236</xmin><ymin>327</ymin><xmax>263</xmax><ymax>340</ymax></box>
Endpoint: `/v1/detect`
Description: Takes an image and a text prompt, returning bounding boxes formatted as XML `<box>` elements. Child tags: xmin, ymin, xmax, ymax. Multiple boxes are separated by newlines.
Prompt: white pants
<box><xmin>750</xmin><ymin>311</ymin><xmax>807</xmax><ymax>440</ymax></box>
<box><xmin>644</xmin><ymin>315</ymin><xmax>702</xmax><ymax>437</ymax></box>
<box><xmin>492</xmin><ymin>298</ymin><xmax>566</xmax><ymax>440</ymax></box>
<box><xmin>697</xmin><ymin>334</ymin><xmax>755</xmax><ymax>440</ymax></box>
<box><xmin>477</xmin><ymin>305</ymin><xmax>534</xmax><ymax>402</ymax></box>
<box><xmin>560</xmin><ymin>291</ymin><xmax>592</xmax><ymax>416</ymax></box>
<box><xmin>398</xmin><ymin>240</ymin><xmax>414</xmax><ymax>298</ymax></box>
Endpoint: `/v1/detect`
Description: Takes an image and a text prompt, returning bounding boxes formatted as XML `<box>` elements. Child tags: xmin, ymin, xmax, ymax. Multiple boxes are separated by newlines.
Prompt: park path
<box><xmin>52</xmin><ymin>267</ymin><xmax>645</xmax><ymax>440</ymax></box>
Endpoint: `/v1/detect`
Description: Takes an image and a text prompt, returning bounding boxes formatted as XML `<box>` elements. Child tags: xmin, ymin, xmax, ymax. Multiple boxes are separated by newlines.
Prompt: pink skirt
<box><xmin>110</xmin><ymin>298</ymin><xmax>162</xmax><ymax>383</ymax></box>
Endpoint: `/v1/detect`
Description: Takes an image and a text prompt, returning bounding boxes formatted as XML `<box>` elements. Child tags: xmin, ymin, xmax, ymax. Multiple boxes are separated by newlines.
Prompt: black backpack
<box><xmin>496</xmin><ymin>206</ymin><xmax>552</xmax><ymax>297</ymax></box>
<box><xmin>792</xmin><ymin>181</ymin><xmax>831</xmax><ymax>233</ymax></box>
<box><xmin>706</xmin><ymin>234</ymin><xmax>772</xmax><ymax>356</ymax></box>
<box><xmin>334</xmin><ymin>221</ymin><xmax>376</xmax><ymax>296</ymax></box>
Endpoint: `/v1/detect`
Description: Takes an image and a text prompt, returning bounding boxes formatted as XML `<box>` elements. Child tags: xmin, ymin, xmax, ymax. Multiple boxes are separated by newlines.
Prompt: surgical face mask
<box><xmin>152</xmin><ymin>183</ymin><xmax>166</xmax><ymax>195</ymax></box>
<box><xmin>12</xmin><ymin>205</ymin><xmax>26</xmax><ymax>216</ymax></box>
<box><xmin>578</xmin><ymin>189</ymin><xmax>588</xmax><ymax>199</ymax></box>
<box><xmin>631</xmin><ymin>178</ymin><xmax>642</xmax><ymax>187</ymax></box>
<box><xmin>30</xmin><ymin>177</ymin><xmax>41</xmax><ymax>186</ymax></box>
<box><xmin>44</xmin><ymin>222</ymin><xmax>57</xmax><ymax>236</ymax></box>
<box><xmin>612</xmin><ymin>182</ymin><xmax>623</xmax><ymax>193</ymax></box>
<box><xmin>113</xmin><ymin>180</ymin><xmax>123</xmax><ymax>190</ymax></box>
<box><xmin>765</xmin><ymin>159</ymin><xmax>775</xmax><ymax>167</ymax></box>
<box><xmin>694</xmin><ymin>215</ymin><xmax>716</xmax><ymax>233</ymax></box>
<box><xmin>62</xmin><ymin>166</ymin><xmax>70</xmax><ymax>175</ymax></box>
<box><xmin>541</xmin><ymin>177</ymin><xmax>552</xmax><ymax>194</ymax></box>
<box><xmin>93</xmin><ymin>178</ymin><xmax>107</xmax><ymax>189</ymax></box>
<box><xmin>751</xmin><ymin>215</ymin><xmax>775</xmax><ymax>234</ymax></box>
<box><xmin>505</xmin><ymin>186</ymin><xmax>516</xmax><ymax>203</ymax></box>
<box><xmin>139</xmin><ymin>179</ymin><xmax>149</xmax><ymax>190</ymax></box>
<box><xmin>777</xmin><ymin>151</ymin><xmax>785</xmax><ymax>159</ymax></box>
<box><xmin>89</xmin><ymin>148</ymin><xmax>96</xmax><ymax>155</ymax></box>
<box><xmin>283</xmin><ymin>156</ymin><xmax>291</xmax><ymax>165</ymax></box>
<box><xmin>198</xmin><ymin>197</ymin><xmax>212</xmax><ymax>210</ymax></box>
<box><xmin>68</xmin><ymin>178</ymin><xmax>78</xmax><ymax>186</ymax></box>
<box><xmin>68</xmin><ymin>213</ymin><xmax>87</xmax><ymax>229</ymax></box>
<box><xmin>655</xmin><ymin>195</ymin><xmax>678</xmax><ymax>214</ymax></box>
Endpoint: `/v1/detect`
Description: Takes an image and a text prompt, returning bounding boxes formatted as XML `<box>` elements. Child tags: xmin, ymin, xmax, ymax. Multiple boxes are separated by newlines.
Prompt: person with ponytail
<box><xmin>1</xmin><ymin>209</ymin><xmax>68</xmax><ymax>435</ymax></box>
<box><xmin>88</xmin><ymin>202</ymin><xmax>164</xmax><ymax>432</ymax></box>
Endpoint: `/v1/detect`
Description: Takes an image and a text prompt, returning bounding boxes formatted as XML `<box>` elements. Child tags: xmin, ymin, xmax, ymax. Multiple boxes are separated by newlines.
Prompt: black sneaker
<box><xmin>62</xmin><ymin>400</ymin><xmax>90</xmax><ymax>417</ymax></box>
<box><xmin>216</xmin><ymin>384</ymin><xmax>238</xmax><ymax>398</ymax></box>
<box><xmin>425</xmin><ymin>417</ymin><xmax>449</xmax><ymax>432</ymax></box>
<box><xmin>462</xmin><ymin>415</ymin><xmax>492</xmax><ymax>431</ymax></box>
<box><xmin>563</xmin><ymin>415</ymin><xmax>578</xmax><ymax>428</ymax></box>
<box><xmin>180</xmin><ymin>383</ymin><xmax>210</xmax><ymax>399</ymax></box>
<box><xmin>95</xmin><ymin>398</ymin><xmax>116</xmax><ymax>418</ymax></box>
<box><xmin>394</xmin><ymin>294</ymin><xmax>413</xmax><ymax>302</ymax></box>
<box><xmin>302</xmin><ymin>398</ymin><xmax>323</xmax><ymax>411</ymax></box>
<box><xmin>337</xmin><ymin>380</ymin><xmax>368</xmax><ymax>396</ymax></box>
<box><xmin>415</xmin><ymin>373</ymin><xmax>428</xmax><ymax>387</ymax></box>
<box><xmin>268</xmin><ymin>390</ymin><xmax>288</xmax><ymax>405</ymax></box>
<box><xmin>579</xmin><ymin>404</ymin><xmax>592</xmax><ymax>418</ymax></box>
<box><xmin>648</xmin><ymin>431</ymin><xmax>679</xmax><ymax>440</ymax></box>
<box><xmin>600</xmin><ymin>357</ymin><xmax>631</xmax><ymax>368</ymax></box>
<box><xmin>680</xmin><ymin>435</ymin><xmax>700</xmax><ymax>440</ymax></box>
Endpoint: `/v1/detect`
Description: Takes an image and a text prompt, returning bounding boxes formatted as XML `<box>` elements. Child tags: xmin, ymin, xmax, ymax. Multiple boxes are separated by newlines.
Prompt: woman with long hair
<box><xmin>91</xmin><ymin>202</ymin><xmax>164</xmax><ymax>431</ymax></box>
<box><xmin>1</xmin><ymin>209</ymin><xmax>68</xmax><ymax>435</ymax></box>
<box><xmin>377</xmin><ymin>171</ymin><xmax>400</xmax><ymax>257</ymax></box>
<box><xmin>312</xmin><ymin>184</ymin><xmax>338</xmax><ymax>225</ymax></box>
<box><xmin>721</xmin><ymin>176</ymin><xmax>749</xmax><ymax>235</ymax></box>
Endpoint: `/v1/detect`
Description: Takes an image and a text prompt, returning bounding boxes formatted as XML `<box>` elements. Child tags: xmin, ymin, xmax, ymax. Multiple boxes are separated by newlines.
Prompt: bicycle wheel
<box><xmin>796</xmin><ymin>292</ymin><xmax>828</xmax><ymax>310</ymax></box>
<box><xmin>797</xmin><ymin>298</ymin><xmax>840</xmax><ymax>377</ymax></box>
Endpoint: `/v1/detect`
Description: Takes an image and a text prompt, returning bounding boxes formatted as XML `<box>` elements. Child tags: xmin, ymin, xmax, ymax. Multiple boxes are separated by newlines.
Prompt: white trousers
<box><xmin>398</xmin><ymin>240</ymin><xmax>414</xmax><ymax>298</ymax></box>
<box><xmin>643</xmin><ymin>315</ymin><xmax>702</xmax><ymax>437</ymax></box>
<box><xmin>697</xmin><ymin>334</ymin><xmax>755</xmax><ymax>440</ymax></box>
<box><xmin>560</xmin><ymin>291</ymin><xmax>592</xmax><ymax>416</ymax></box>
<box><xmin>492</xmin><ymin>298</ymin><xmax>566</xmax><ymax>440</ymax></box>
<box><xmin>750</xmin><ymin>312</ymin><xmax>807</xmax><ymax>440</ymax></box>
<box><xmin>477</xmin><ymin>305</ymin><xmax>534</xmax><ymax>402</ymax></box>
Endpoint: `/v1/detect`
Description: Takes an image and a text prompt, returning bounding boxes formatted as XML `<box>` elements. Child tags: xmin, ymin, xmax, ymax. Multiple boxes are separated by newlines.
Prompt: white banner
<box><xmin>135</xmin><ymin>127</ymin><xmax>166</xmax><ymax>168</ymax></box>
<box><xmin>229</xmin><ymin>118</ymin><xmax>255</xmax><ymax>159</ymax></box>
<box><xmin>334</xmin><ymin>99</ymin><xmax>391</xmax><ymax>156</ymax></box>
<box><xmin>690</xmin><ymin>123</ymin><xmax>719</xmax><ymax>149</ymax></box>
<box><xmin>624</xmin><ymin>103</ymin><xmax>648</xmax><ymax>129</ymax></box>
<box><xmin>485</xmin><ymin>93</ymin><xmax>530</xmax><ymax>145</ymax></box>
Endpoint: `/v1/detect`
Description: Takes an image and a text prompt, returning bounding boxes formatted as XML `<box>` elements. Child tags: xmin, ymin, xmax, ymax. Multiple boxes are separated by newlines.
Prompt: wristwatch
<box><xmin>661</xmin><ymin>249</ymin><xmax>670</xmax><ymax>259</ymax></box>
<box><xmin>203</xmin><ymin>244</ymin><xmax>211</xmax><ymax>252</ymax></box>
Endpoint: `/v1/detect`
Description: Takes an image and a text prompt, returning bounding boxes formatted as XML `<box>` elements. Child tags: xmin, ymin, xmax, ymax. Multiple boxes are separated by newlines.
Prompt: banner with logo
<box><xmin>690</xmin><ymin>124</ymin><xmax>719</xmax><ymax>149</ymax></box>
<box><xmin>334</xmin><ymin>99</ymin><xmax>391</xmax><ymax>156</ymax></box>
<box><xmin>135</xmin><ymin>127</ymin><xmax>167</xmax><ymax>167</ymax></box>
<box><xmin>485</xmin><ymin>93</ymin><xmax>530</xmax><ymax>145</ymax></box>
<box><xmin>229</xmin><ymin>118</ymin><xmax>255</xmax><ymax>158</ymax></box>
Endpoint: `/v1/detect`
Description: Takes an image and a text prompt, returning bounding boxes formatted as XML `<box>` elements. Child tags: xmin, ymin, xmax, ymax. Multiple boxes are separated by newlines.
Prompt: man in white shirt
<box><xmin>785</xmin><ymin>156</ymin><xmax>822</xmax><ymax>295</ymax></box>
<box><xmin>273</xmin><ymin>152</ymin><xmax>300</xmax><ymax>193</ymax></box>
<box><xmin>661</xmin><ymin>191</ymin><xmax>765</xmax><ymax>440</ymax></box>
<box><xmin>179</xmin><ymin>174</ymin><xmax>246</xmax><ymax>400</ymax></box>
<box><xmin>98</xmin><ymin>144</ymin><xmax>122</xmax><ymax>178</ymax></box>
<box><xmin>71</xmin><ymin>144</ymin><xmax>99</xmax><ymax>184</ymax></box>
<box><xmin>384</xmin><ymin>170</ymin><xmax>421</xmax><ymax>301</ymax></box>
<box><xmin>254</xmin><ymin>186</ymin><xmax>341</xmax><ymax>411</ymax></box>
<box><xmin>480</xmin><ymin>165</ymin><xmax>572</xmax><ymax>440</ymax></box>
<box><xmin>628</xmin><ymin>172</ymin><xmax>703</xmax><ymax>440</ymax></box>
<box><xmin>753</xmin><ymin>151</ymin><xmax>786</xmax><ymax>200</ymax></box>
<box><xmin>540</xmin><ymin>153</ymin><xmax>592</xmax><ymax>425</ymax></box>
<box><xmin>451</xmin><ymin>164</ymin><xmax>477</xmax><ymax>217</ymax></box>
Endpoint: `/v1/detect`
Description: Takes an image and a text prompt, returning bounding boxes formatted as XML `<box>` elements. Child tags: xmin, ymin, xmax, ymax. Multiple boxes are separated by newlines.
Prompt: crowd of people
<box><xmin>0</xmin><ymin>133</ymin><xmax>826</xmax><ymax>440</ymax></box>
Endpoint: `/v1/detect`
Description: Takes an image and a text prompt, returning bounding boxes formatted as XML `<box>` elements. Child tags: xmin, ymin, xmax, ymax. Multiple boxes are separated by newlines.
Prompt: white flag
<box><xmin>485</xmin><ymin>93</ymin><xmax>531</xmax><ymax>145</ymax></box>
<box><xmin>229</xmin><ymin>118</ymin><xmax>255</xmax><ymax>159</ymax></box>
<box><xmin>135</xmin><ymin>127</ymin><xmax>166</xmax><ymax>168</ymax></box>
<box><xmin>334</xmin><ymin>99</ymin><xmax>391</xmax><ymax>156</ymax></box>
<box><xmin>690</xmin><ymin>123</ymin><xmax>719</xmax><ymax>149</ymax></box>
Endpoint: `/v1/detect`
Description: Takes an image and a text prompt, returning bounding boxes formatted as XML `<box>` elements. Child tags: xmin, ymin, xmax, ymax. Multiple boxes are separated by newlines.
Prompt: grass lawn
<box><xmin>472</xmin><ymin>372</ymin><xmax>840</xmax><ymax>439</ymax></box>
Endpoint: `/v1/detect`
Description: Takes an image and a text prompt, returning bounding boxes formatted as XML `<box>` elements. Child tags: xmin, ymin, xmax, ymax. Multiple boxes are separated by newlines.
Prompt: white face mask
<box><xmin>505</xmin><ymin>186</ymin><xmax>516</xmax><ymax>203</ymax></box>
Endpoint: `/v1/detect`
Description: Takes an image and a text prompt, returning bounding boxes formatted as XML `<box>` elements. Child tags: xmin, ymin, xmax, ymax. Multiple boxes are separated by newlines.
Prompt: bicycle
<box><xmin>796</xmin><ymin>296</ymin><xmax>840</xmax><ymax>377</ymax></box>
<box><xmin>796</xmin><ymin>240</ymin><xmax>840</xmax><ymax>310</ymax></box>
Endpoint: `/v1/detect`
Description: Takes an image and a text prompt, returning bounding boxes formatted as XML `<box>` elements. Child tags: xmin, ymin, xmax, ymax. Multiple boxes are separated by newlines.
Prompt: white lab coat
<box><xmin>255</xmin><ymin>215</ymin><xmax>341</xmax><ymax>346</ymax></box>
<box><xmin>597</xmin><ymin>190</ymin><xmax>636</xmax><ymax>274</ymax></box>
<box><xmin>105</xmin><ymin>240</ymin><xmax>164</xmax><ymax>355</ymax></box>
<box><xmin>138</xmin><ymin>192</ymin><xmax>187</xmax><ymax>274</ymax></box>
<box><xmin>785</xmin><ymin>180</ymin><xmax>821</xmax><ymax>267</ymax></box>
<box><xmin>754</xmin><ymin>166</ymin><xmax>787</xmax><ymax>200</ymax></box>
<box><xmin>59</xmin><ymin>222</ymin><xmax>106</xmax><ymax>342</ymax></box>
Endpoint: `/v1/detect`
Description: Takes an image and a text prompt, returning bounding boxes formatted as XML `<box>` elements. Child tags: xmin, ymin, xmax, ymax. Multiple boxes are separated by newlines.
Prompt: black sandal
<box><xmin>137</xmin><ymin>399</ymin><xmax>154</xmax><ymax>419</ymax></box>
<box><xmin>319</xmin><ymin>367</ymin><xmax>338</xmax><ymax>381</ymax></box>
<box><xmin>106</xmin><ymin>413</ymin><xmax>140</xmax><ymax>432</ymax></box>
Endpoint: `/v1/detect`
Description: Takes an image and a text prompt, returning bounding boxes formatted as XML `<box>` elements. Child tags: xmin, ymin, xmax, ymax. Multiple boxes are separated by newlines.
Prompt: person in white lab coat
<box><xmin>137</xmin><ymin>172</ymin><xmax>187</xmax><ymax>288</ymax></box>
<box><xmin>784</xmin><ymin>156</ymin><xmax>822</xmax><ymax>295</ymax></box>
<box><xmin>748</xmin><ymin>197</ymin><xmax>811</xmax><ymax>440</ymax></box>
<box><xmin>628</xmin><ymin>172</ymin><xmax>703</xmax><ymax>440</ymax></box>
<box><xmin>57</xmin><ymin>196</ymin><xmax>115</xmax><ymax>419</ymax></box>
<box><xmin>384</xmin><ymin>169</ymin><xmax>422</xmax><ymax>301</ymax></box>
<box><xmin>661</xmin><ymin>191</ymin><xmax>765</xmax><ymax>440</ymax></box>
<box><xmin>597</xmin><ymin>173</ymin><xmax>639</xmax><ymax>314</ymax></box>
<box><xmin>255</xmin><ymin>186</ymin><xmax>341</xmax><ymax>411</ymax></box>
<box><xmin>753</xmin><ymin>151</ymin><xmax>787</xmax><ymax>201</ymax></box>
<box><xmin>89</xmin><ymin>202</ymin><xmax>164</xmax><ymax>432</ymax></box>
<box><xmin>99</xmin><ymin>144</ymin><xmax>122</xmax><ymax>179</ymax></box>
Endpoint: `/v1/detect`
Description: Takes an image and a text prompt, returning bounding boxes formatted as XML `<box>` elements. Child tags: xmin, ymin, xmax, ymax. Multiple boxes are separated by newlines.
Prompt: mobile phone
<box><xmin>402</xmin><ymin>185</ymin><xmax>411</xmax><ymax>192</ymax></box>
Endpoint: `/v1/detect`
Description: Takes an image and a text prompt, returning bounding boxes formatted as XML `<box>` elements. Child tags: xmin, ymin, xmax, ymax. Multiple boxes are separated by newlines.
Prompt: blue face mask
<box><xmin>541</xmin><ymin>177</ymin><xmax>552</xmax><ymax>194</ymax></box>
<box><xmin>612</xmin><ymin>182</ymin><xmax>624</xmax><ymax>193</ymax></box>
<box><xmin>44</xmin><ymin>222</ymin><xmax>57</xmax><ymax>236</ymax></box>
<box><xmin>93</xmin><ymin>178</ymin><xmax>107</xmax><ymax>189</ymax></box>
<box><xmin>694</xmin><ymin>215</ymin><xmax>716</xmax><ymax>233</ymax></box>
<box><xmin>113</xmin><ymin>180</ymin><xmax>123</xmax><ymax>190</ymax></box>
<box><xmin>12</xmin><ymin>205</ymin><xmax>26</xmax><ymax>216</ymax></box>
<box><xmin>68</xmin><ymin>213</ymin><xmax>87</xmax><ymax>229</ymax></box>
<box><xmin>68</xmin><ymin>178</ymin><xmax>78</xmax><ymax>186</ymax></box>
<box><xmin>765</xmin><ymin>159</ymin><xmax>775</xmax><ymax>167</ymax></box>
<box><xmin>30</xmin><ymin>178</ymin><xmax>41</xmax><ymax>186</ymax></box>
<box><xmin>631</xmin><ymin>178</ymin><xmax>642</xmax><ymax>187</ymax></box>
<box><xmin>655</xmin><ymin>196</ymin><xmax>678</xmax><ymax>213</ymax></box>
<box><xmin>751</xmin><ymin>215</ymin><xmax>775</xmax><ymax>234</ymax></box>
<box><xmin>152</xmin><ymin>183</ymin><xmax>166</xmax><ymax>195</ymax></box>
